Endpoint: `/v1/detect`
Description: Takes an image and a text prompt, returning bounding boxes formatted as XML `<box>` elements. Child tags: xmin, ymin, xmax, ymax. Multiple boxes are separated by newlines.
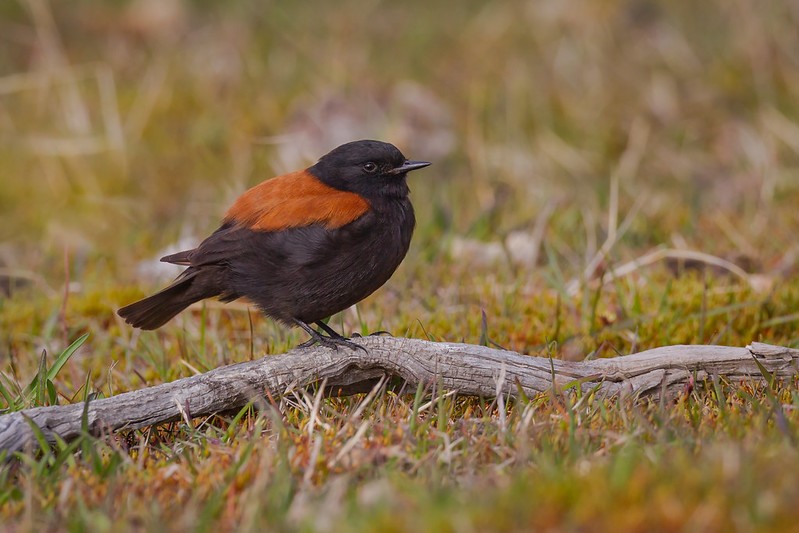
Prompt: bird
<box><xmin>118</xmin><ymin>140</ymin><xmax>431</xmax><ymax>350</ymax></box>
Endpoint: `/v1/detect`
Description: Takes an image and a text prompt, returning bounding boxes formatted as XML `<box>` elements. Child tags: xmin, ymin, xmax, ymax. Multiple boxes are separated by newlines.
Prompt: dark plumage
<box><xmin>117</xmin><ymin>140</ymin><xmax>431</xmax><ymax>349</ymax></box>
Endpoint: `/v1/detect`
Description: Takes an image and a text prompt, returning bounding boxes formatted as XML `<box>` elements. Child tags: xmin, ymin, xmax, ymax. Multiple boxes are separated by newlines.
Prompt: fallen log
<box><xmin>1</xmin><ymin>338</ymin><xmax>797</xmax><ymax>454</ymax></box>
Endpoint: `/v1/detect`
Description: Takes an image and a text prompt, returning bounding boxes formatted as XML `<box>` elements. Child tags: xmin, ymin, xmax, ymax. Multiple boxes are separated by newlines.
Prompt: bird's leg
<box><xmin>313</xmin><ymin>320</ymin><xmax>347</xmax><ymax>340</ymax></box>
<box><xmin>292</xmin><ymin>319</ymin><xmax>366</xmax><ymax>352</ymax></box>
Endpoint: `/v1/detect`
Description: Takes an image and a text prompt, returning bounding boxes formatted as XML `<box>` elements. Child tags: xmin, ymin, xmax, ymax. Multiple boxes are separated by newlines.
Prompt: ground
<box><xmin>2</xmin><ymin>0</ymin><xmax>799</xmax><ymax>530</ymax></box>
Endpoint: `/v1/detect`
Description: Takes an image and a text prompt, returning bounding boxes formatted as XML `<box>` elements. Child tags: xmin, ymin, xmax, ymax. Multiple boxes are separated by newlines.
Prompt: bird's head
<box><xmin>309</xmin><ymin>140</ymin><xmax>431</xmax><ymax>199</ymax></box>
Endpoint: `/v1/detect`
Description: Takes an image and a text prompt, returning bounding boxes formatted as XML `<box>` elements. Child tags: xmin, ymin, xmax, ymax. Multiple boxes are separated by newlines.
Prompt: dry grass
<box><xmin>3</xmin><ymin>0</ymin><xmax>799</xmax><ymax>530</ymax></box>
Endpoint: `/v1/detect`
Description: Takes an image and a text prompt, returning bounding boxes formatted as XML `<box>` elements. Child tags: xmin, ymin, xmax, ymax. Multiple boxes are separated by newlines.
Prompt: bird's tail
<box><xmin>117</xmin><ymin>268</ymin><xmax>221</xmax><ymax>330</ymax></box>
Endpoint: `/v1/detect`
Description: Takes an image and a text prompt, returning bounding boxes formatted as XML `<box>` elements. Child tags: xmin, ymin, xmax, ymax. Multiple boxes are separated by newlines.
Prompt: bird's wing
<box><xmin>166</xmin><ymin>170</ymin><xmax>369</xmax><ymax>270</ymax></box>
<box><xmin>223</xmin><ymin>170</ymin><xmax>370</xmax><ymax>231</ymax></box>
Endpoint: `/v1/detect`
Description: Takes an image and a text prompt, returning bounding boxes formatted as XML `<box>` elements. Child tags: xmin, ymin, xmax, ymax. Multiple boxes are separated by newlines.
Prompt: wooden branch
<box><xmin>1</xmin><ymin>338</ymin><xmax>797</xmax><ymax>454</ymax></box>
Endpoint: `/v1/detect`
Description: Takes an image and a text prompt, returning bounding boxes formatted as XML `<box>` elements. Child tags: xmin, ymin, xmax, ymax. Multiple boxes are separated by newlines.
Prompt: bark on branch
<box><xmin>1</xmin><ymin>338</ymin><xmax>797</xmax><ymax>454</ymax></box>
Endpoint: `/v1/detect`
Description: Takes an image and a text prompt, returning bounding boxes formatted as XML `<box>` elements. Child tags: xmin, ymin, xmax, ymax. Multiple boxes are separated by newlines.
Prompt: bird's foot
<box><xmin>351</xmin><ymin>330</ymin><xmax>392</xmax><ymax>338</ymax></box>
<box><xmin>299</xmin><ymin>334</ymin><xmax>367</xmax><ymax>352</ymax></box>
<box><xmin>293</xmin><ymin>319</ymin><xmax>367</xmax><ymax>352</ymax></box>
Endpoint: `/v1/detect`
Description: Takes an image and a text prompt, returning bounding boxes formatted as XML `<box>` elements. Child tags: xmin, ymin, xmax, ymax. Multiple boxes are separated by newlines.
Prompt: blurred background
<box><xmin>2</xmin><ymin>0</ymin><xmax>799</xmax><ymax>359</ymax></box>
<box><xmin>5</xmin><ymin>3</ymin><xmax>799</xmax><ymax>527</ymax></box>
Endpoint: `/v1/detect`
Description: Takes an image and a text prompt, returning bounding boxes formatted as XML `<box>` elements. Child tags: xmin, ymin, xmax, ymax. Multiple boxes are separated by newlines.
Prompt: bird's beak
<box><xmin>387</xmin><ymin>160</ymin><xmax>432</xmax><ymax>175</ymax></box>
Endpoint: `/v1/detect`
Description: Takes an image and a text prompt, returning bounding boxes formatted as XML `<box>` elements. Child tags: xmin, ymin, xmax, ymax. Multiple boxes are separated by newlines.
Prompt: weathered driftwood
<box><xmin>0</xmin><ymin>338</ymin><xmax>797</xmax><ymax>454</ymax></box>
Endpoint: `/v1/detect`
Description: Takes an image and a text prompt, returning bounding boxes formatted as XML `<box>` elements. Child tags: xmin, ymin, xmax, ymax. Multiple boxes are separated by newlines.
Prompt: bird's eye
<box><xmin>363</xmin><ymin>162</ymin><xmax>378</xmax><ymax>173</ymax></box>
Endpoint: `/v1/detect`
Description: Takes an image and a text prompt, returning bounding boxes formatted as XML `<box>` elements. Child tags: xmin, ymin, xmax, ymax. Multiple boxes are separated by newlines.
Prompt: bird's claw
<box><xmin>351</xmin><ymin>330</ymin><xmax>392</xmax><ymax>338</ymax></box>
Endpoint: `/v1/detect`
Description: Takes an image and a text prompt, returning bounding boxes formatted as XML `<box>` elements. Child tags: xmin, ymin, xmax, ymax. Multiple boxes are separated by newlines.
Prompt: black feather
<box><xmin>117</xmin><ymin>268</ymin><xmax>222</xmax><ymax>329</ymax></box>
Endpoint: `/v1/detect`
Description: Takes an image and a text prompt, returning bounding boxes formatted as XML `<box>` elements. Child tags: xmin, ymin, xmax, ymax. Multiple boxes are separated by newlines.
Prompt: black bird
<box><xmin>118</xmin><ymin>140</ymin><xmax>431</xmax><ymax>350</ymax></box>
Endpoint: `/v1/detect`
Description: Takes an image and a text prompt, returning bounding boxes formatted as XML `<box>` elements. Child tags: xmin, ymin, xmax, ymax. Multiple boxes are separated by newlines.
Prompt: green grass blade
<box><xmin>22</xmin><ymin>333</ymin><xmax>89</xmax><ymax>405</ymax></box>
<box><xmin>0</xmin><ymin>376</ymin><xmax>17</xmax><ymax>412</ymax></box>
<box><xmin>47</xmin><ymin>332</ymin><xmax>89</xmax><ymax>383</ymax></box>
<box><xmin>35</xmin><ymin>350</ymin><xmax>47</xmax><ymax>406</ymax></box>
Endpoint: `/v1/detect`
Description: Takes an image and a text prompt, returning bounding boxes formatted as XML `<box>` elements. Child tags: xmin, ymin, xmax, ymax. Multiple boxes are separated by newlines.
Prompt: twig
<box><xmin>0</xmin><ymin>338</ymin><xmax>797</xmax><ymax>454</ymax></box>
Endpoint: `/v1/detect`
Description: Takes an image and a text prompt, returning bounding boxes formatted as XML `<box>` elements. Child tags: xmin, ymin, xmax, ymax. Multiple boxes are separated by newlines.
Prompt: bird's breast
<box><xmin>321</xmin><ymin>197</ymin><xmax>415</xmax><ymax>290</ymax></box>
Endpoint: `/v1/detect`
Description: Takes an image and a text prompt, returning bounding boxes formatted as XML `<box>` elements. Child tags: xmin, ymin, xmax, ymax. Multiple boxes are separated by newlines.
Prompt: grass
<box><xmin>3</xmin><ymin>0</ymin><xmax>799</xmax><ymax>530</ymax></box>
